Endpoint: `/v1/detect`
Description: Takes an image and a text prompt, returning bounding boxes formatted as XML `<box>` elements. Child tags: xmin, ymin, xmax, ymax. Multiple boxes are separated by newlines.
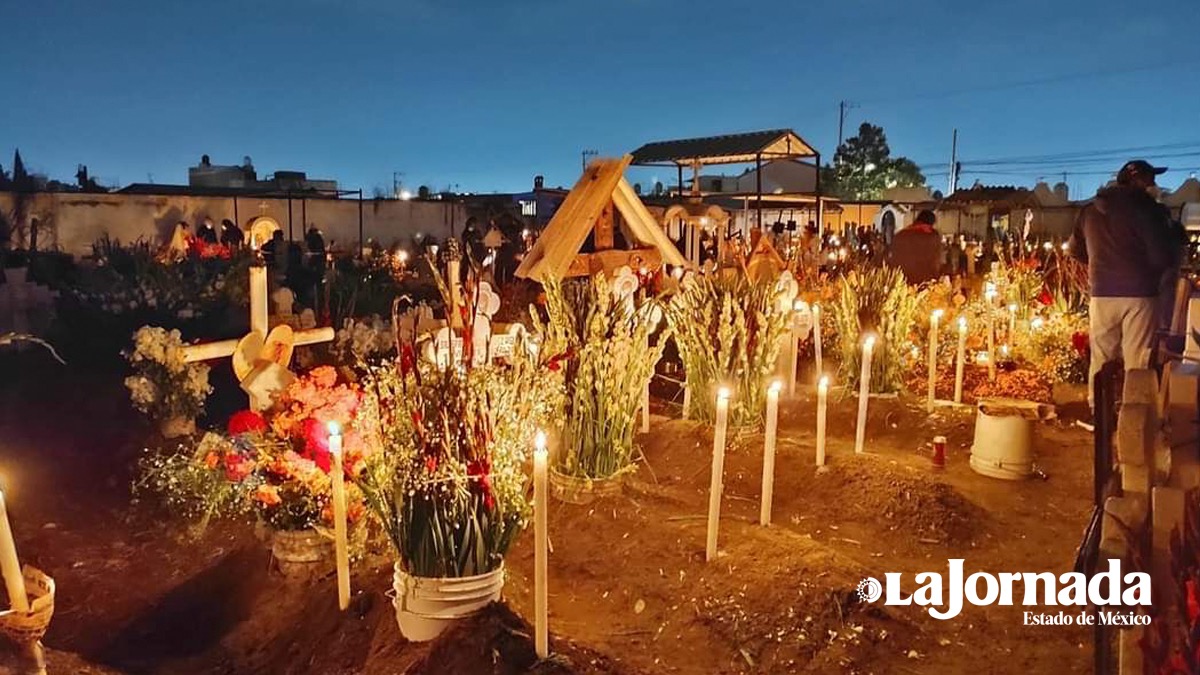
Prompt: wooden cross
<box><xmin>182</xmin><ymin>264</ymin><xmax>334</xmax><ymax>410</ymax></box>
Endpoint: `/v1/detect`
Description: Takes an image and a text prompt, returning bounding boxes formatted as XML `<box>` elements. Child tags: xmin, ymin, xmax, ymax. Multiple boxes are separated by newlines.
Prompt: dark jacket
<box><xmin>1070</xmin><ymin>186</ymin><xmax>1174</xmax><ymax>298</ymax></box>
<box><xmin>889</xmin><ymin>223</ymin><xmax>943</xmax><ymax>285</ymax></box>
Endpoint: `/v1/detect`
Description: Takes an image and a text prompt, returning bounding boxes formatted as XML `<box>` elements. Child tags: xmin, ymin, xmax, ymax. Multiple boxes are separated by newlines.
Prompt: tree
<box><xmin>821</xmin><ymin>123</ymin><xmax>925</xmax><ymax>201</ymax></box>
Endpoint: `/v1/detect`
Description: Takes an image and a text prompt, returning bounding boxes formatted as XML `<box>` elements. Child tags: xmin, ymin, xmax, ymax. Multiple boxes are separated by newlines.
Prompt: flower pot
<box><xmin>159</xmin><ymin>415</ymin><xmax>196</xmax><ymax>439</ymax></box>
<box><xmin>548</xmin><ymin>468</ymin><xmax>625</xmax><ymax>505</ymax></box>
<box><xmin>391</xmin><ymin>563</ymin><xmax>505</xmax><ymax>642</ymax></box>
<box><xmin>271</xmin><ymin>528</ymin><xmax>330</xmax><ymax>579</ymax></box>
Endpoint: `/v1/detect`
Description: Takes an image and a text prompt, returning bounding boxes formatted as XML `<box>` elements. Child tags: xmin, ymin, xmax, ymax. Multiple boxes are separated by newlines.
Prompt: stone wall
<box><xmin>0</xmin><ymin>191</ymin><xmax>470</xmax><ymax>256</ymax></box>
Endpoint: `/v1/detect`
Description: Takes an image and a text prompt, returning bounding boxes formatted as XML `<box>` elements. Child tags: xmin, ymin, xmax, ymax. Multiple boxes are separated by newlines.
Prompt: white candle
<box><xmin>0</xmin><ymin>488</ymin><xmax>28</xmax><ymax>613</ymax></box>
<box><xmin>533</xmin><ymin>431</ymin><xmax>549</xmax><ymax>658</ymax></box>
<box><xmin>816</xmin><ymin>376</ymin><xmax>829</xmax><ymax>466</ymax></box>
<box><xmin>706</xmin><ymin>387</ymin><xmax>731</xmax><ymax>562</ymax></box>
<box><xmin>854</xmin><ymin>335</ymin><xmax>875</xmax><ymax>455</ymax></box>
<box><xmin>787</xmin><ymin>301</ymin><xmax>802</xmax><ymax>396</ymax></box>
<box><xmin>812</xmin><ymin>304</ymin><xmax>823</xmax><ymax>386</ymax></box>
<box><xmin>249</xmin><ymin>265</ymin><xmax>269</xmax><ymax>336</ymax></box>
<box><xmin>954</xmin><ymin>317</ymin><xmax>967</xmax><ymax>404</ymax></box>
<box><xmin>328</xmin><ymin>422</ymin><xmax>351</xmax><ymax>611</ymax></box>
<box><xmin>1007</xmin><ymin>303</ymin><xmax>1018</xmax><ymax>339</ymax></box>
<box><xmin>985</xmin><ymin>290</ymin><xmax>997</xmax><ymax>382</ymax></box>
<box><xmin>927</xmin><ymin>310</ymin><xmax>943</xmax><ymax>409</ymax></box>
<box><xmin>759</xmin><ymin>381</ymin><xmax>781</xmax><ymax>526</ymax></box>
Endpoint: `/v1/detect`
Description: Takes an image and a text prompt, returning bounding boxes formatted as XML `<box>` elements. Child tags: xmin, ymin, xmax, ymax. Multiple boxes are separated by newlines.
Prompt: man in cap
<box><xmin>1070</xmin><ymin>160</ymin><xmax>1178</xmax><ymax>406</ymax></box>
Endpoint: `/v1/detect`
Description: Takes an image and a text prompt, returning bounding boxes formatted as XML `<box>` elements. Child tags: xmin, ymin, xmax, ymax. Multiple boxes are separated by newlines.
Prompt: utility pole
<box><xmin>837</xmin><ymin>100</ymin><xmax>858</xmax><ymax>149</ymax></box>
<box><xmin>948</xmin><ymin>129</ymin><xmax>958</xmax><ymax>195</ymax></box>
<box><xmin>581</xmin><ymin>149</ymin><xmax>598</xmax><ymax>174</ymax></box>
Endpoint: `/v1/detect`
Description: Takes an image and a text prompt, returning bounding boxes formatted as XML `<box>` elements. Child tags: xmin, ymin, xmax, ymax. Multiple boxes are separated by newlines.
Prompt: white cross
<box><xmin>182</xmin><ymin>264</ymin><xmax>333</xmax><ymax>409</ymax></box>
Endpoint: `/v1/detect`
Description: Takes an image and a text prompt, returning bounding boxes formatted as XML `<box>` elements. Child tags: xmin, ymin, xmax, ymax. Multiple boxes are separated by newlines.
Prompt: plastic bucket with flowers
<box><xmin>357</xmin><ymin>261</ymin><xmax>562</xmax><ymax>641</ymax></box>
<box><xmin>271</xmin><ymin>529</ymin><xmax>330</xmax><ymax>578</ymax></box>
<box><xmin>391</xmin><ymin>563</ymin><xmax>505</xmax><ymax>641</ymax></box>
<box><xmin>548</xmin><ymin>468</ymin><xmax>624</xmax><ymax>504</ymax></box>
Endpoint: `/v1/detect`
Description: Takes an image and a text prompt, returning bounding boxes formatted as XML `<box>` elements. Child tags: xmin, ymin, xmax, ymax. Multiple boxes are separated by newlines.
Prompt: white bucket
<box><xmin>969</xmin><ymin>398</ymin><xmax>1041</xmax><ymax>480</ymax></box>
<box><xmin>392</xmin><ymin>562</ymin><xmax>505</xmax><ymax>642</ymax></box>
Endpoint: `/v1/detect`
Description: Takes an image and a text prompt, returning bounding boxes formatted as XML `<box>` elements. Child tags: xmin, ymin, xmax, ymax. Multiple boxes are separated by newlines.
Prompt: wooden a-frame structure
<box><xmin>515</xmin><ymin>155</ymin><xmax>687</xmax><ymax>282</ymax></box>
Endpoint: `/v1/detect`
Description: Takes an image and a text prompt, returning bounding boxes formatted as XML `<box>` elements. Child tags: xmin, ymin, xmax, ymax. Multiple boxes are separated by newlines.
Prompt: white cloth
<box><xmin>1088</xmin><ymin>296</ymin><xmax>1157</xmax><ymax>404</ymax></box>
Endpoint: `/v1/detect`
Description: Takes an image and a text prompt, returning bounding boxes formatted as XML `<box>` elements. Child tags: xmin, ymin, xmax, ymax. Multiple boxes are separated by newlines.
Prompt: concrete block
<box><xmin>1121</xmin><ymin>464</ymin><xmax>1151</xmax><ymax>496</ymax></box>
<box><xmin>1164</xmin><ymin>362</ymin><xmax>1200</xmax><ymax>449</ymax></box>
<box><xmin>1151</xmin><ymin>487</ymin><xmax>1185</xmax><ymax>559</ymax></box>
<box><xmin>1100</xmin><ymin>495</ymin><xmax>1147</xmax><ymax>563</ymax></box>
<box><xmin>1116</xmin><ymin>404</ymin><xmax>1155</xmax><ymax>467</ymax></box>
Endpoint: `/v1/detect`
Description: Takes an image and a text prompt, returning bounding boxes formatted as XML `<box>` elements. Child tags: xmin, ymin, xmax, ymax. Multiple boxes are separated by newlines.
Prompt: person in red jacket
<box><xmin>889</xmin><ymin>209</ymin><xmax>944</xmax><ymax>285</ymax></box>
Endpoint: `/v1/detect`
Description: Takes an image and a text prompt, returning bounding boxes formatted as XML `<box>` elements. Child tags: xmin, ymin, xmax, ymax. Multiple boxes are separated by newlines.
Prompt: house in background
<box><xmin>935</xmin><ymin>181</ymin><xmax>1076</xmax><ymax>239</ymax></box>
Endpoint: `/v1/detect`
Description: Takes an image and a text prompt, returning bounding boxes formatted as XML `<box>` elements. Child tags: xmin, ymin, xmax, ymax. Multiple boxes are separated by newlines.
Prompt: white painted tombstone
<box><xmin>272</xmin><ymin>287</ymin><xmax>295</xmax><ymax>318</ymax></box>
<box><xmin>299</xmin><ymin>308</ymin><xmax>316</xmax><ymax>330</ymax></box>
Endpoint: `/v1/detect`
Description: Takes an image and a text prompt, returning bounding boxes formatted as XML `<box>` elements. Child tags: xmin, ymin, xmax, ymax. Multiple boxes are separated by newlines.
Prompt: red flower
<box><xmin>1186</xmin><ymin>578</ymin><xmax>1199</xmax><ymax>623</ymax></box>
<box><xmin>467</xmin><ymin>458</ymin><xmax>494</xmax><ymax>510</ymax></box>
<box><xmin>224</xmin><ymin>453</ymin><xmax>255</xmax><ymax>482</ymax></box>
<box><xmin>545</xmin><ymin>348</ymin><xmax>573</xmax><ymax>372</ymax></box>
<box><xmin>228</xmin><ymin>410</ymin><xmax>267</xmax><ymax>436</ymax></box>
<box><xmin>1038</xmin><ymin>288</ymin><xmax>1054</xmax><ymax>306</ymax></box>
<box><xmin>424</xmin><ymin>455</ymin><xmax>439</xmax><ymax>473</ymax></box>
<box><xmin>399</xmin><ymin>343</ymin><xmax>416</xmax><ymax>377</ymax></box>
<box><xmin>1071</xmin><ymin>331</ymin><xmax>1090</xmax><ymax>356</ymax></box>
<box><xmin>300</xmin><ymin>417</ymin><xmax>333</xmax><ymax>473</ymax></box>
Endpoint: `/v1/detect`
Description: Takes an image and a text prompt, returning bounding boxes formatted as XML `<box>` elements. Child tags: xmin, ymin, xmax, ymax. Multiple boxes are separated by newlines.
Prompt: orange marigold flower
<box><xmin>203</xmin><ymin>452</ymin><xmax>220</xmax><ymax>470</ymax></box>
<box><xmin>254</xmin><ymin>484</ymin><xmax>282</xmax><ymax>507</ymax></box>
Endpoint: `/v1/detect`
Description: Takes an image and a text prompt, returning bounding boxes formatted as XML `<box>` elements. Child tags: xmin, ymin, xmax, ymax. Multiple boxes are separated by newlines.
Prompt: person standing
<box><xmin>889</xmin><ymin>210</ymin><xmax>944</xmax><ymax>285</ymax></box>
<box><xmin>220</xmin><ymin>219</ymin><xmax>244</xmax><ymax>249</ymax></box>
<box><xmin>1070</xmin><ymin>159</ymin><xmax>1177</xmax><ymax>404</ymax></box>
<box><xmin>196</xmin><ymin>217</ymin><xmax>218</xmax><ymax>244</ymax></box>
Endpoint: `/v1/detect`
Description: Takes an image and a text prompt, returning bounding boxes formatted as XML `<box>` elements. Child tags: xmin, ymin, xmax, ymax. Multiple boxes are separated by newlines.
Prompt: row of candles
<box><xmin>781</xmin><ymin>289</ymin><xmax>1029</xmax><ymax>416</ymax></box>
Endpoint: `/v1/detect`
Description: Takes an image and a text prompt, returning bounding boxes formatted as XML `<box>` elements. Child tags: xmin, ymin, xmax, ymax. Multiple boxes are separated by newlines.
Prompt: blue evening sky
<box><xmin>3</xmin><ymin>0</ymin><xmax>1199</xmax><ymax>199</ymax></box>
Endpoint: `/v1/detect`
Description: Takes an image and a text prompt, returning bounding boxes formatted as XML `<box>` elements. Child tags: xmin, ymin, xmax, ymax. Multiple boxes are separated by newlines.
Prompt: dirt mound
<box><xmin>410</xmin><ymin>603</ymin><xmax>636</xmax><ymax>675</ymax></box>
<box><xmin>690</xmin><ymin>527</ymin><xmax>927</xmax><ymax>673</ymax></box>
<box><xmin>816</xmin><ymin>458</ymin><xmax>986</xmax><ymax>544</ymax></box>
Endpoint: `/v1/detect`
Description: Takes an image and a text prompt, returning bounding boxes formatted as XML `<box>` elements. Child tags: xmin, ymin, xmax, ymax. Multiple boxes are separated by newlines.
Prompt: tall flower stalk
<box><xmin>829</xmin><ymin>267</ymin><xmax>924</xmax><ymax>393</ymax></box>
<box><xmin>357</xmin><ymin>249</ymin><xmax>562</xmax><ymax>578</ymax></box>
<box><xmin>533</xmin><ymin>275</ymin><xmax>666</xmax><ymax>480</ymax></box>
<box><xmin>665</xmin><ymin>272</ymin><xmax>790</xmax><ymax>427</ymax></box>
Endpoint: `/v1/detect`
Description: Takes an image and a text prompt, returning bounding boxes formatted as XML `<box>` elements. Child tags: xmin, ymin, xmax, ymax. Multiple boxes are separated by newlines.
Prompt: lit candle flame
<box><xmin>327</xmin><ymin>421</ymin><xmax>341</xmax><ymax>437</ymax></box>
<box><xmin>717</xmin><ymin>386</ymin><xmax>731</xmax><ymax>401</ymax></box>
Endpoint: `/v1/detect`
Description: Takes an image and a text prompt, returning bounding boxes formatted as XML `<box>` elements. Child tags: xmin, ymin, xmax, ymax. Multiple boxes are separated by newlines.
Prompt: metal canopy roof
<box><xmin>630</xmin><ymin>129</ymin><xmax>818</xmax><ymax>166</ymax></box>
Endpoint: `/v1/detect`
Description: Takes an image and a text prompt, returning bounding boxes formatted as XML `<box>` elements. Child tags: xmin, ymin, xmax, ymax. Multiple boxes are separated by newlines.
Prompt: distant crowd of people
<box><xmin>164</xmin><ymin>217</ymin><xmax>332</xmax><ymax>310</ymax></box>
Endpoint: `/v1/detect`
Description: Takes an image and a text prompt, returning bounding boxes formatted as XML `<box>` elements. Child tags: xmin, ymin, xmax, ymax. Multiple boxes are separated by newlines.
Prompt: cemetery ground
<box><xmin>0</xmin><ymin>350</ymin><xmax>1096</xmax><ymax>674</ymax></box>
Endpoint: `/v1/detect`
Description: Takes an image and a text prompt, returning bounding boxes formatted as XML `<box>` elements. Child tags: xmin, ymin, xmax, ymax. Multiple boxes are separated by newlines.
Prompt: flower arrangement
<box><xmin>829</xmin><ymin>267</ymin><xmax>925</xmax><ymax>393</ymax></box>
<box><xmin>135</xmin><ymin>367</ymin><xmax>372</xmax><ymax>534</ymax></box>
<box><xmin>533</xmin><ymin>274</ymin><xmax>666</xmax><ymax>480</ymax></box>
<box><xmin>135</xmin><ymin>432</ymin><xmax>255</xmax><ymax>532</ymax></box>
<box><xmin>358</xmin><ymin>349</ymin><xmax>559</xmax><ymax>578</ymax></box>
<box><xmin>665</xmin><ymin>271</ymin><xmax>791</xmax><ymax>427</ymax></box>
<box><xmin>333</xmin><ymin>314</ymin><xmax>397</xmax><ymax>366</ymax></box>
<box><xmin>124</xmin><ymin>326</ymin><xmax>212</xmax><ymax>423</ymax></box>
<box><xmin>357</xmin><ymin>251</ymin><xmax>562</xmax><ymax>578</ymax></box>
<box><xmin>1015</xmin><ymin>311</ymin><xmax>1089</xmax><ymax>384</ymax></box>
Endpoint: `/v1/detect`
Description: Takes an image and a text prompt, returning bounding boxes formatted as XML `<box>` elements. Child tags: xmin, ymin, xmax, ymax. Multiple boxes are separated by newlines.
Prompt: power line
<box><xmin>856</xmin><ymin>59</ymin><xmax>1200</xmax><ymax>106</ymax></box>
<box><xmin>915</xmin><ymin>141</ymin><xmax>1200</xmax><ymax>171</ymax></box>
